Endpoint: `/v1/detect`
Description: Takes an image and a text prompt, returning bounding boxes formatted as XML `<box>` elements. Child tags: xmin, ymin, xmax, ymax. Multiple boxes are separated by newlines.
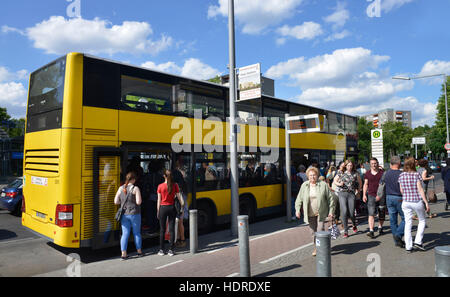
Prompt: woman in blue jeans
<box><xmin>114</xmin><ymin>171</ymin><xmax>143</xmax><ymax>260</ymax></box>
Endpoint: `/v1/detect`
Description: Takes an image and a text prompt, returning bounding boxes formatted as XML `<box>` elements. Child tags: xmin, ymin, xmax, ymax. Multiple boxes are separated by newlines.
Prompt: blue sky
<box><xmin>1</xmin><ymin>0</ymin><xmax>450</xmax><ymax>127</ymax></box>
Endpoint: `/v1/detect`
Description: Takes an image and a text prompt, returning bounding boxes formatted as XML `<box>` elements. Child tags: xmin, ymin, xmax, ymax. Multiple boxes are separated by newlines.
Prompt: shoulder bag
<box><xmin>115</xmin><ymin>185</ymin><xmax>134</xmax><ymax>222</ymax></box>
<box><xmin>427</xmin><ymin>179</ymin><xmax>437</xmax><ymax>203</ymax></box>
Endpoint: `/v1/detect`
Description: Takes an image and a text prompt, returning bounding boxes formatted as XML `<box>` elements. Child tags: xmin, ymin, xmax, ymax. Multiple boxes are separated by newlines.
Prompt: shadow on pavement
<box><xmin>253</xmin><ymin>264</ymin><xmax>302</xmax><ymax>277</ymax></box>
<box><xmin>0</xmin><ymin>229</ymin><xmax>17</xmax><ymax>241</ymax></box>
<box><xmin>423</xmin><ymin>232</ymin><xmax>450</xmax><ymax>250</ymax></box>
<box><xmin>331</xmin><ymin>241</ymin><xmax>381</xmax><ymax>255</ymax></box>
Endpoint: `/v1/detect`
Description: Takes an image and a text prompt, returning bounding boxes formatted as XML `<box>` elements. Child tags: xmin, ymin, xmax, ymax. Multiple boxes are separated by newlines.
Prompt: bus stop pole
<box><xmin>285</xmin><ymin>113</ymin><xmax>292</xmax><ymax>222</ymax></box>
<box><xmin>229</xmin><ymin>0</ymin><xmax>239</xmax><ymax>237</ymax></box>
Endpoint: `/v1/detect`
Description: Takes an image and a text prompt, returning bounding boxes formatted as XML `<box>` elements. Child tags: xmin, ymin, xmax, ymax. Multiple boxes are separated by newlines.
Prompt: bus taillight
<box><xmin>55</xmin><ymin>204</ymin><xmax>73</xmax><ymax>227</ymax></box>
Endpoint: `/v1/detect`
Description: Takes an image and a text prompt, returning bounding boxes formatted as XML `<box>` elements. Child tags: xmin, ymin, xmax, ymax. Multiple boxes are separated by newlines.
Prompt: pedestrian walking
<box><xmin>295</xmin><ymin>167</ymin><xmax>335</xmax><ymax>256</ymax></box>
<box><xmin>334</xmin><ymin>160</ymin><xmax>362</xmax><ymax>237</ymax></box>
<box><xmin>114</xmin><ymin>171</ymin><xmax>143</xmax><ymax>260</ymax></box>
<box><xmin>157</xmin><ymin>169</ymin><xmax>185</xmax><ymax>256</ymax></box>
<box><xmin>363</xmin><ymin>157</ymin><xmax>385</xmax><ymax>238</ymax></box>
<box><xmin>417</xmin><ymin>159</ymin><xmax>437</xmax><ymax>218</ymax></box>
<box><xmin>398</xmin><ymin>157</ymin><xmax>429</xmax><ymax>253</ymax></box>
<box><xmin>441</xmin><ymin>158</ymin><xmax>450</xmax><ymax>211</ymax></box>
<box><xmin>384</xmin><ymin>156</ymin><xmax>405</xmax><ymax>248</ymax></box>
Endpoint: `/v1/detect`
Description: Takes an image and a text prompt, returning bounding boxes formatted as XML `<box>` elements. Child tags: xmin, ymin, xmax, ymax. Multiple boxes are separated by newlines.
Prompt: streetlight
<box><xmin>392</xmin><ymin>73</ymin><xmax>449</xmax><ymax>157</ymax></box>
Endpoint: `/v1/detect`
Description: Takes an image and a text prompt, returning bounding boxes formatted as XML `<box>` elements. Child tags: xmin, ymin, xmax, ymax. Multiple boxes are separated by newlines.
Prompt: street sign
<box><xmin>412</xmin><ymin>137</ymin><xmax>426</xmax><ymax>144</ymax></box>
<box><xmin>445</xmin><ymin>143</ymin><xmax>450</xmax><ymax>151</ymax></box>
<box><xmin>371</xmin><ymin>129</ymin><xmax>384</xmax><ymax>166</ymax></box>
<box><xmin>286</xmin><ymin>114</ymin><xmax>326</xmax><ymax>134</ymax></box>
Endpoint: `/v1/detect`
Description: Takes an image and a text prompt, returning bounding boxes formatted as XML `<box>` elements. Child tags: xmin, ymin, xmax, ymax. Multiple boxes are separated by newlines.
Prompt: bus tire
<box><xmin>239</xmin><ymin>195</ymin><xmax>256</xmax><ymax>223</ymax></box>
<box><xmin>197</xmin><ymin>200</ymin><xmax>215</xmax><ymax>234</ymax></box>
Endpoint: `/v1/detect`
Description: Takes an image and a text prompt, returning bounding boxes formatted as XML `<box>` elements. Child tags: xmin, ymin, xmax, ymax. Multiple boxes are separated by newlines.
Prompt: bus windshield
<box><xmin>26</xmin><ymin>57</ymin><xmax>66</xmax><ymax>132</ymax></box>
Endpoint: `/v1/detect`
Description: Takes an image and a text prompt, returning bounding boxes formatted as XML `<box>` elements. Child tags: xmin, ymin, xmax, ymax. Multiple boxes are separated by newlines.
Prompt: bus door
<box><xmin>92</xmin><ymin>147</ymin><xmax>124</xmax><ymax>249</ymax></box>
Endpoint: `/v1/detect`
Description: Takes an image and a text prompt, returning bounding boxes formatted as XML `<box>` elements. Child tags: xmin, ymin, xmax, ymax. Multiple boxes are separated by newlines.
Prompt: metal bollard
<box><xmin>315</xmin><ymin>231</ymin><xmax>332</xmax><ymax>277</ymax></box>
<box><xmin>435</xmin><ymin>246</ymin><xmax>450</xmax><ymax>277</ymax></box>
<box><xmin>189</xmin><ymin>210</ymin><xmax>198</xmax><ymax>254</ymax></box>
<box><xmin>238</xmin><ymin>215</ymin><xmax>251</xmax><ymax>277</ymax></box>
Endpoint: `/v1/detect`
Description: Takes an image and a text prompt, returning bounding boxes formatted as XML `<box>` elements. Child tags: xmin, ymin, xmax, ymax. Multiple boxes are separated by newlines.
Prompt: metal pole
<box><xmin>444</xmin><ymin>76</ymin><xmax>449</xmax><ymax>158</ymax></box>
<box><xmin>228</xmin><ymin>0</ymin><xmax>239</xmax><ymax>237</ymax></box>
<box><xmin>415</xmin><ymin>144</ymin><xmax>417</xmax><ymax>160</ymax></box>
<box><xmin>315</xmin><ymin>231</ymin><xmax>332</xmax><ymax>277</ymax></box>
<box><xmin>189</xmin><ymin>210</ymin><xmax>198</xmax><ymax>254</ymax></box>
<box><xmin>238</xmin><ymin>215</ymin><xmax>250</xmax><ymax>277</ymax></box>
<box><xmin>285</xmin><ymin>113</ymin><xmax>292</xmax><ymax>221</ymax></box>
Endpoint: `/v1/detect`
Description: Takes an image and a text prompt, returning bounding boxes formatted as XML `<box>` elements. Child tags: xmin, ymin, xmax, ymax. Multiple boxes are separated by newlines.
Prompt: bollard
<box><xmin>435</xmin><ymin>246</ymin><xmax>450</xmax><ymax>277</ymax></box>
<box><xmin>315</xmin><ymin>231</ymin><xmax>331</xmax><ymax>277</ymax></box>
<box><xmin>189</xmin><ymin>210</ymin><xmax>198</xmax><ymax>254</ymax></box>
<box><xmin>238</xmin><ymin>215</ymin><xmax>251</xmax><ymax>277</ymax></box>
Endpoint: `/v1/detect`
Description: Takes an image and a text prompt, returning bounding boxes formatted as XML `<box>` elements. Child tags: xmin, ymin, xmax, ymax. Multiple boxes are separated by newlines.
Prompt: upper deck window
<box><xmin>26</xmin><ymin>57</ymin><xmax>66</xmax><ymax>132</ymax></box>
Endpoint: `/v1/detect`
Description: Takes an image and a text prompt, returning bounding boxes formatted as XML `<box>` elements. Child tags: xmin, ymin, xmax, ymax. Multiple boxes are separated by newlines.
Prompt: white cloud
<box><xmin>142</xmin><ymin>58</ymin><xmax>220</xmax><ymax>81</ymax></box>
<box><xmin>323</xmin><ymin>2</ymin><xmax>349</xmax><ymax>30</ymax></box>
<box><xmin>265</xmin><ymin>47</ymin><xmax>436</xmax><ymax>127</ymax></box>
<box><xmin>208</xmin><ymin>0</ymin><xmax>304</xmax><ymax>34</ymax></box>
<box><xmin>381</xmin><ymin>0</ymin><xmax>415</xmax><ymax>13</ymax></box>
<box><xmin>0</xmin><ymin>66</ymin><xmax>28</xmax><ymax>118</ymax></box>
<box><xmin>18</xmin><ymin>16</ymin><xmax>173</xmax><ymax>55</ymax></box>
<box><xmin>276</xmin><ymin>22</ymin><xmax>323</xmax><ymax>40</ymax></box>
<box><xmin>324</xmin><ymin>29</ymin><xmax>351</xmax><ymax>42</ymax></box>
<box><xmin>266</xmin><ymin>47</ymin><xmax>390</xmax><ymax>88</ymax></box>
<box><xmin>418</xmin><ymin>60</ymin><xmax>450</xmax><ymax>84</ymax></box>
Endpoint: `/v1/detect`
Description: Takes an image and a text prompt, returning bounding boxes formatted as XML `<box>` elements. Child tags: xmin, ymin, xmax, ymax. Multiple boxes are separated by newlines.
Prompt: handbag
<box><xmin>329</xmin><ymin>223</ymin><xmax>341</xmax><ymax>240</ymax></box>
<box><xmin>115</xmin><ymin>185</ymin><xmax>134</xmax><ymax>222</ymax></box>
<box><xmin>427</xmin><ymin>179</ymin><xmax>437</xmax><ymax>203</ymax></box>
<box><xmin>376</xmin><ymin>171</ymin><xmax>387</xmax><ymax>200</ymax></box>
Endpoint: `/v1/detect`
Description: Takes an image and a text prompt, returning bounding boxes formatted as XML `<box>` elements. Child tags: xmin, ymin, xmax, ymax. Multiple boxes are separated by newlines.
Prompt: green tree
<box><xmin>357</xmin><ymin>117</ymin><xmax>373</xmax><ymax>162</ymax></box>
<box><xmin>432</xmin><ymin>76</ymin><xmax>450</xmax><ymax>158</ymax></box>
<box><xmin>382</xmin><ymin>121</ymin><xmax>413</xmax><ymax>161</ymax></box>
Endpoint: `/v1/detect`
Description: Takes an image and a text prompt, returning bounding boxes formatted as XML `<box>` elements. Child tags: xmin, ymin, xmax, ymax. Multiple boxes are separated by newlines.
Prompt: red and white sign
<box><xmin>445</xmin><ymin>143</ymin><xmax>450</xmax><ymax>151</ymax></box>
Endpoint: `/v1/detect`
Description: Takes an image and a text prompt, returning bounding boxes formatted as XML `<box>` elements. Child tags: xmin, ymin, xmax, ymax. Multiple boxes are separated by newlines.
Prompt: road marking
<box><xmin>250</xmin><ymin>226</ymin><xmax>297</xmax><ymax>242</ymax></box>
<box><xmin>226</xmin><ymin>272</ymin><xmax>240</xmax><ymax>277</ymax></box>
<box><xmin>259</xmin><ymin>242</ymin><xmax>314</xmax><ymax>264</ymax></box>
<box><xmin>206</xmin><ymin>243</ymin><xmax>238</xmax><ymax>254</ymax></box>
<box><xmin>0</xmin><ymin>237</ymin><xmax>40</xmax><ymax>246</ymax></box>
<box><xmin>155</xmin><ymin>260</ymin><xmax>183</xmax><ymax>270</ymax></box>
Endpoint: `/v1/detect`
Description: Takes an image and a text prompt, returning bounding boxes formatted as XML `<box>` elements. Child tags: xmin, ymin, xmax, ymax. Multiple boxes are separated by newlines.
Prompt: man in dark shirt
<box><xmin>363</xmin><ymin>157</ymin><xmax>385</xmax><ymax>238</ymax></box>
<box><xmin>384</xmin><ymin>156</ymin><xmax>405</xmax><ymax>248</ymax></box>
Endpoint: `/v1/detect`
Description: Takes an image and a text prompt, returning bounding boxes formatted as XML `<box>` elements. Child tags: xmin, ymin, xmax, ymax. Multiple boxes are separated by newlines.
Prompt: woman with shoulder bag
<box><xmin>157</xmin><ymin>170</ymin><xmax>185</xmax><ymax>256</ymax></box>
<box><xmin>114</xmin><ymin>171</ymin><xmax>143</xmax><ymax>260</ymax></box>
<box><xmin>418</xmin><ymin>159</ymin><xmax>437</xmax><ymax>218</ymax></box>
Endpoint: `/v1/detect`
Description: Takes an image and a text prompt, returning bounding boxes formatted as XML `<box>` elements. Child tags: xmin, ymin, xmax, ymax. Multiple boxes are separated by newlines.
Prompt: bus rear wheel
<box><xmin>197</xmin><ymin>202</ymin><xmax>214</xmax><ymax>234</ymax></box>
<box><xmin>239</xmin><ymin>196</ymin><xmax>256</xmax><ymax>223</ymax></box>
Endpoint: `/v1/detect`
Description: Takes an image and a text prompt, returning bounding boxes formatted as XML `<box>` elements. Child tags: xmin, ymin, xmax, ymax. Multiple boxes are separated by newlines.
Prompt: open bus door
<box><xmin>92</xmin><ymin>147</ymin><xmax>125</xmax><ymax>249</ymax></box>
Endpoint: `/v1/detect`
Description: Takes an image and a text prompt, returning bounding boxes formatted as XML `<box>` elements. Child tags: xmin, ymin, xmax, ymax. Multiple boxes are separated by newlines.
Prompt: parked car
<box><xmin>0</xmin><ymin>177</ymin><xmax>23</xmax><ymax>216</ymax></box>
<box><xmin>429</xmin><ymin>161</ymin><xmax>440</xmax><ymax>172</ymax></box>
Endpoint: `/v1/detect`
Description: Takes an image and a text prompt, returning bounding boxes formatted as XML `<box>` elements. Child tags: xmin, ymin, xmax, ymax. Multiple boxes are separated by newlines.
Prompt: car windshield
<box><xmin>7</xmin><ymin>179</ymin><xmax>22</xmax><ymax>188</ymax></box>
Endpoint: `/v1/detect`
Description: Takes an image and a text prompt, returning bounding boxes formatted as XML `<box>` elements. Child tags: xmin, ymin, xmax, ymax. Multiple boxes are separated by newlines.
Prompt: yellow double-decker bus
<box><xmin>22</xmin><ymin>53</ymin><xmax>358</xmax><ymax>249</ymax></box>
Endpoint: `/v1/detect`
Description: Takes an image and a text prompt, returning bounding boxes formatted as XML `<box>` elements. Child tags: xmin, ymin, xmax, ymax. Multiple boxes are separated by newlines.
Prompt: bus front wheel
<box><xmin>197</xmin><ymin>201</ymin><xmax>214</xmax><ymax>234</ymax></box>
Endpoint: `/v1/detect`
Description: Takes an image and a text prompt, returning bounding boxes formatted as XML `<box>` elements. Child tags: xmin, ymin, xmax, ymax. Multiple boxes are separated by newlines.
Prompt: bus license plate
<box><xmin>36</xmin><ymin>211</ymin><xmax>46</xmax><ymax>219</ymax></box>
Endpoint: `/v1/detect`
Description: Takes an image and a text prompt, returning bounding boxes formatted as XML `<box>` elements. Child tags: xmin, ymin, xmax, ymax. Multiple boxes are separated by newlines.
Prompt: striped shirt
<box><xmin>398</xmin><ymin>172</ymin><xmax>423</xmax><ymax>202</ymax></box>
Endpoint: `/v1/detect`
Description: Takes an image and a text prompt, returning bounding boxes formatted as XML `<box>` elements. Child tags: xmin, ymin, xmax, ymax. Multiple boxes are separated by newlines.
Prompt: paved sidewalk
<box><xmin>37</xmin><ymin>193</ymin><xmax>449</xmax><ymax>277</ymax></box>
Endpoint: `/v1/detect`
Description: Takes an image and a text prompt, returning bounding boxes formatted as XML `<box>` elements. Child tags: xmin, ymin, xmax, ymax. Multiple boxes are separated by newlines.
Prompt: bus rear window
<box><xmin>27</xmin><ymin>57</ymin><xmax>66</xmax><ymax>132</ymax></box>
